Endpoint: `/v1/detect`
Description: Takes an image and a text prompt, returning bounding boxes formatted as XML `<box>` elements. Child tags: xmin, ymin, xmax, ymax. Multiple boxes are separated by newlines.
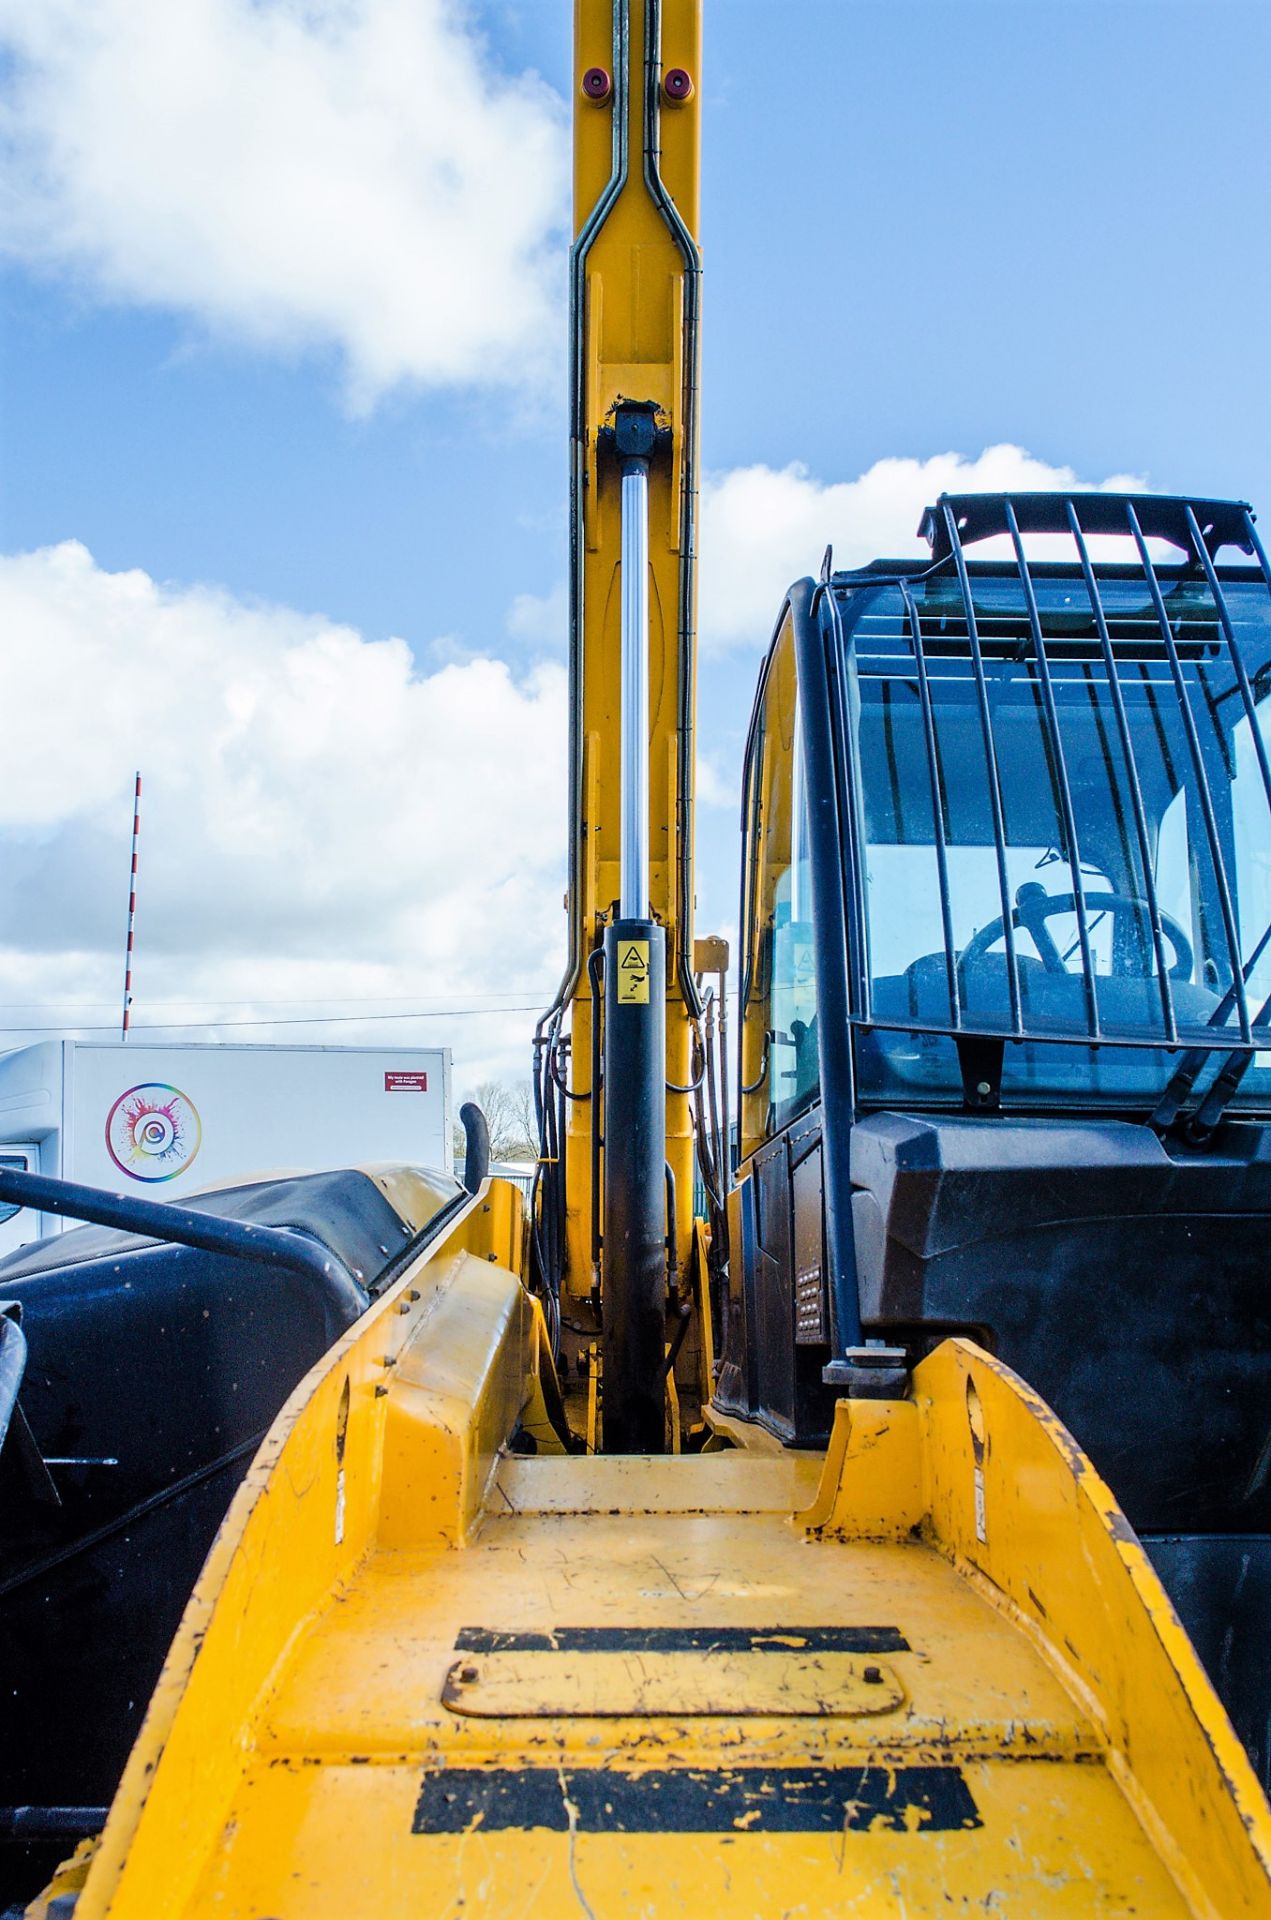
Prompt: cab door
<box><xmin>719</xmin><ymin>609</ymin><xmax>835</xmax><ymax>1442</ymax></box>
<box><xmin>738</xmin><ymin>614</ymin><xmax>819</xmax><ymax>1156</ymax></box>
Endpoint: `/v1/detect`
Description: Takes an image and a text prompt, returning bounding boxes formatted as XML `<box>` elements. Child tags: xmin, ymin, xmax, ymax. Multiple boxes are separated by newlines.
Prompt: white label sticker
<box><xmin>973</xmin><ymin>1465</ymin><xmax>987</xmax><ymax>1544</ymax></box>
<box><xmin>335</xmin><ymin>1466</ymin><xmax>346</xmax><ymax>1546</ymax></box>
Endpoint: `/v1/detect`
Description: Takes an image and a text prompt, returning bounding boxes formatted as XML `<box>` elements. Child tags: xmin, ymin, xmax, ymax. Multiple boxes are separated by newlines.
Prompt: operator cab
<box><xmin>723</xmin><ymin>492</ymin><xmax>1271</xmax><ymax>1787</ymax></box>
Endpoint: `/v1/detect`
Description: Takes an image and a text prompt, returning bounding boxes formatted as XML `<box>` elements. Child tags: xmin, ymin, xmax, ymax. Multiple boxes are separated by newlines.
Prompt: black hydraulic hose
<box><xmin>643</xmin><ymin>0</ymin><xmax>703</xmax><ymax>1019</ymax></box>
<box><xmin>529</xmin><ymin>1003</ymin><xmax>567</xmax><ymax>1346</ymax></box>
<box><xmin>536</xmin><ymin>1324</ymin><xmax>582</xmax><ymax>1455</ymax></box>
<box><xmin>741</xmin><ymin>1032</ymin><xmax>771</xmax><ymax>1097</ymax></box>
<box><xmin>0</xmin><ymin>1168</ymin><xmax>358</xmax><ymax>1298</ymax></box>
<box><xmin>665</xmin><ymin>1022</ymin><xmax>706</xmax><ymax>1095</ymax></box>
<box><xmin>657</xmin><ymin>1295</ymin><xmax>693</xmax><ymax>1386</ymax></box>
<box><xmin>688</xmin><ymin>1007</ymin><xmax>720</xmax><ymax>1211</ymax></box>
<box><xmin>701</xmin><ymin>983</ymin><xmax>732</xmax><ymax>1365</ymax></box>
<box><xmin>663</xmin><ymin>1160</ymin><xmax>679</xmax><ymax>1290</ymax></box>
<box><xmin>692</xmin><ymin>1074</ymin><xmax>723</xmax><ymax>1223</ymax></box>
<box><xmin>549</xmin><ymin>1020</ymin><xmax>566</xmax><ymax>1323</ymax></box>
<box><xmin>531</xmin><ymin>1020</ymin><xmax>548</xmax><ymax>1142</ymax></box>
<box><xmin>531</xmin><ymin>1019</ymin><xmax>555</xmax><ymax>1264</ymax></box>
<box><xmin>549</xmin><ymin>1049</ymin><xmax>592</xmax><ymax>1101</ymax></box>
<box><xmin>528</xmin><ymin>1163</ymin><xmax>545</xmax><ymax>1302</ymax></box>
<box><xmin>690</xmin><ymin>1036</ymin><xmax>728</xmax><ymax>1367</ymax></box>
<box><xmin>459</xmin><ymin>1102</ymin><xmax>490</xmax><ymax>1193</ymax></box>
<box><xmin>717</xmin><ymin>966</ymin><xmax>732</xmax><ymax>1193</ymax></box>
<box><xmin>703</xmin><ymin>989</ymin><xmax>726</xmax><ymax>1203</ymax></box>
<box><xmin>529</xmin><ymin>1006</ymin><xmax>566</xmax><ymax>1359</ymax></box>
<box><xmin>554</xmin><ymin>1025</ymin><xmax>568</xmax><ymax>1336</ymax></box>
<box><xmin>530</xmin><ymin>1021</ymin><xmax>551</xmax><ymax>1295</ymax></box>
<box><xmin>589</xmin><ymin>945</ymin><xmax>605</xmax><ymax>1282</ymax></box>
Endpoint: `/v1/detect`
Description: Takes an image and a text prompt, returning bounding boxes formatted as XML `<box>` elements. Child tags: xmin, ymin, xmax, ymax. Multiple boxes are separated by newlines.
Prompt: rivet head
<box><xmin>862</xmin><ymin>1664</ymin><xmax>883</xmax><ymax>1685</ymax></box>
<box><xmin>976</xmin><ymin>1080</ymin><xmax>992</xmax><ymax>1097</ymax></box>
<box><xmin>581</xmin><ymin>65</ymin><xmax>612</xmax><ymax>103</ymax></box>
<box><xmin>459</xmin><ymin>1664</ymin><xmax>479</xmax><ymax>1685</ymax></box>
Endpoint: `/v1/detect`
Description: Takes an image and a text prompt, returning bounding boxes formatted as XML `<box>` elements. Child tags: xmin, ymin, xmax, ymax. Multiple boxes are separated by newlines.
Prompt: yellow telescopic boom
<box><xmin>537</xmin><ymin>0</ymin><xmax>701</xmax><ymax>1447</ymax></box>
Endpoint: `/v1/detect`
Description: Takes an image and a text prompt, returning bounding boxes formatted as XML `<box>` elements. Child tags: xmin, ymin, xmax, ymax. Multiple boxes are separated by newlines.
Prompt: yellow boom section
<box><xmin>559</xmin><ymin>0</ymin><xmax>702</xmax><ymax>1295</ymax></box>
<box><xmin>42</xmin><ymin>1187</ymin><xmax>1271</xmax><ymax>1918</ymax></box>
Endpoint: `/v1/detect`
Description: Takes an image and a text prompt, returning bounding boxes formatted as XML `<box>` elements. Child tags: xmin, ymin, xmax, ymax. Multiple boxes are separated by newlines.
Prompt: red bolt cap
<box><xmin>662</xmin><ymin>67</ymin><xmax>694</xmax><ymax>103</ymax></box>
<box><xmin>581</xmin><ymin>66</ymin><xmax>612</xmax><ymax>103</ymax></box>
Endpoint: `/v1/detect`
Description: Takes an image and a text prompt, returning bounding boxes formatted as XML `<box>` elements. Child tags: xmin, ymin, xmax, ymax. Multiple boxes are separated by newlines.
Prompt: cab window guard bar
<box><xmin>846</xmin><ymin>490</ymin><xmax>1271</xmax><ymax>1058</ymax></box>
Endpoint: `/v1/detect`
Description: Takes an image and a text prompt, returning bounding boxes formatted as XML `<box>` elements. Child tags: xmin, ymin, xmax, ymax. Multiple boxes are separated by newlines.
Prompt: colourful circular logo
<box><xmin>106</xmin><ymin>1083</ymin><xmax>202</xmax><ymax>1182</ymax></box>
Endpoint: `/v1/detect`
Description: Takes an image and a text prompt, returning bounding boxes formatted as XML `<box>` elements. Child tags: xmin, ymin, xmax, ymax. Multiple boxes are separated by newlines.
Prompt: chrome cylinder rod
<box><xmin>620</xmin><ymin>456</ymin><xmax>650</xmax><ymax>921</ymax></box>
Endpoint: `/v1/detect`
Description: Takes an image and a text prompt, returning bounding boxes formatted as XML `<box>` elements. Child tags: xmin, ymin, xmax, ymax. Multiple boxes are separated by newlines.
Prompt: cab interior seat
<box><xmin>862</xmin><ymin>952</ymin><xmax>1223</xmax><ymax>1095</ymax></box>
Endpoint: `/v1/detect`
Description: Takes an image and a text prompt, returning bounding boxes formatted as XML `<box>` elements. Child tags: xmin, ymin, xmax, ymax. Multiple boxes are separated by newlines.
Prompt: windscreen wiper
<box><xmin>1173</xmin><ymin>988</ymin><xmax>1271</xmax><ymax>1144</ymax></box>
<box><xmin>1151</xmin><ymin>918</ymin><xmax>1271</xmax><ymax>1133</ymax></box>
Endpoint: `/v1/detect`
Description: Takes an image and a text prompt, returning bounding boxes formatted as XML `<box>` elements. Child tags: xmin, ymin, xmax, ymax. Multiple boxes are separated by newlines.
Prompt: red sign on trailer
<box><xmin>384</xmin><ymin>1070</ymin><xmax>428</xmax><ymax>1093</ymax></box>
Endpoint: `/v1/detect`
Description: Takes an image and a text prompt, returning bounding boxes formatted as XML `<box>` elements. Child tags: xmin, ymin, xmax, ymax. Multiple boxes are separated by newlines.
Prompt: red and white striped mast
<box><xmin>120</xmin><ymin>771</ymin><xmax>141</xmax><ymax>1040</ymax></box>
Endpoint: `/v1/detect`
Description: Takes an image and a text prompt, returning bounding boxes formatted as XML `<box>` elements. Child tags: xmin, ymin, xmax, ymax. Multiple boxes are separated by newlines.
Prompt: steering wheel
<box><xmin>959</xmin><ymin>884</ymin><xmax>1194</xmax><ymax>982</ymax></box>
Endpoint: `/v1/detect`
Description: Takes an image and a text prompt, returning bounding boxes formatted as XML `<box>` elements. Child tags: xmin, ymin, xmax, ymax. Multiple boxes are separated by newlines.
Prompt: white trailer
<box><xmin>0</xmin><ymin>1040</ymin><xmax>452</xmax><ymax>1256</ymax></box>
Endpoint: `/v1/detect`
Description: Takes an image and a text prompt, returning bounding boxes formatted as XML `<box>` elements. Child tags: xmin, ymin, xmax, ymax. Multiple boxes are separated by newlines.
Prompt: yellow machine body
<box><xmin>34</xmin><ymin>1179</ymin><xmax>1271</xmax><ymax>1917</ymax></box>
<box><xmin>27</xmin><ymin>4</ymin><xmax>1271</xmax><ymax>1913</ymax></box>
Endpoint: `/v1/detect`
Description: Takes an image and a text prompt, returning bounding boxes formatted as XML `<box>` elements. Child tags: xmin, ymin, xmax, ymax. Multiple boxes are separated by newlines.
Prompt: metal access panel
<box><xmin>442</xmin><ymin>1648</ymin><xmax>905</xmax><ymax>1718</ymax></box>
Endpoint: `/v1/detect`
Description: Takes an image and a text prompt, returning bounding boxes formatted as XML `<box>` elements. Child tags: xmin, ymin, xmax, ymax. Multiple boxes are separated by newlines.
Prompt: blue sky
<box><xmin>1</xmin><ymin>0</ymin><xmax>1268</xmax><ymax>1088</ymax></box>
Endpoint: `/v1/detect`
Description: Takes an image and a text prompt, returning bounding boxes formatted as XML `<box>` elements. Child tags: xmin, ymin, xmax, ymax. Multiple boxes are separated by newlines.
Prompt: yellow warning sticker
<box><xmin>617</xmin><ymin>939</ymin><xmax>650</xmax><ymax>1005</ymax></box>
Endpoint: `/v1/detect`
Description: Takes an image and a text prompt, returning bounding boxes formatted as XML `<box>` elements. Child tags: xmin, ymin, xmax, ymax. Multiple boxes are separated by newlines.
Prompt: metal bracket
<box><xmin>598</xmin><ymin>399</ymin><xmax>672</xmax><ymax>464</ymax></box>
<box><xmin>823</xmin><ymin>1345</ymin><xmax>910</xmax><ymax>1400</ymax></box>
<box><xmin>955</xmin><ymin>1034</ymin><xmax>1005</xmax><ymax>1112</ymax></box>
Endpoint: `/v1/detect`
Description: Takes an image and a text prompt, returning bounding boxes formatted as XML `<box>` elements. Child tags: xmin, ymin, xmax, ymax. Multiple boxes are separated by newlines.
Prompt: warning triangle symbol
<box><xmin>620</xmin><ymin>945</ymin><xmax>645</xmax><ymax>969</ymax></box>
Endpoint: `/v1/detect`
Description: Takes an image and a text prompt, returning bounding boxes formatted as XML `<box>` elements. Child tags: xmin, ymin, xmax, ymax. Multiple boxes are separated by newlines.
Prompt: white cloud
<box><xmin>0</xmin><ymin>0</ymin><xmax>568</xmax><ymax>406</ymax></box>
<box><xmin>0</xmin><ymin>443</ymin><xmax>1160</xmax><ymax>1083</ymax></box>
<box><xmin>694</xmin><ymin>752</ymin><xmax>738</xmax><ymax>813</ymax></box>
<box><xmin>0</xmin><ymin>541</ymin><xmax>566</xmax><ymax>1080</ymax></box>
<box><xmin>699</xmin><ymin>444</ymin><xmax>1147</xmax><ymax>654</ymax></box>
<box><xmin>506</xmin><ymin>579</ymin><xmax>567</xmax><ymax>648</ymax></box>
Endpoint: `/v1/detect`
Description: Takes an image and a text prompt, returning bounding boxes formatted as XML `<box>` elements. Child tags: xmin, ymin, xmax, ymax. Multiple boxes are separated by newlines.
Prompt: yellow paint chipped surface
<box><xmin>56</xmin><ymin>1181</ymin><xmax>1271</xmax><ymax>1918</ymax></box>
<box><xmin>91</xmin><ymin>1499</ymin><xmax>1214</xmax><ymax>1916</ymax></box>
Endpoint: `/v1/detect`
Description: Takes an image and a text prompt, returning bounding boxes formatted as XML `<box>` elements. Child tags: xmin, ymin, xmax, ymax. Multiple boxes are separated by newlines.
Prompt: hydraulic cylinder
<box><xmin>602</xmin><ymin>916</ymin><xmax>666</xmax><ymax>1451</ymax></box>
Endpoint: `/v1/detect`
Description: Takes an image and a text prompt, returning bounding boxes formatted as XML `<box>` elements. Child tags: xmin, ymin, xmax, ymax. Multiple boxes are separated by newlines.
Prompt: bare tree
<box><xmin>511</xmin><ymin>1080</ymin><xmax>537</xmax><ymax>1155</ymax></box>
<box><xmin>459</xmin><ymin>1078</ymin><xmax>536</xmax><ymax>1163</ymax></box>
